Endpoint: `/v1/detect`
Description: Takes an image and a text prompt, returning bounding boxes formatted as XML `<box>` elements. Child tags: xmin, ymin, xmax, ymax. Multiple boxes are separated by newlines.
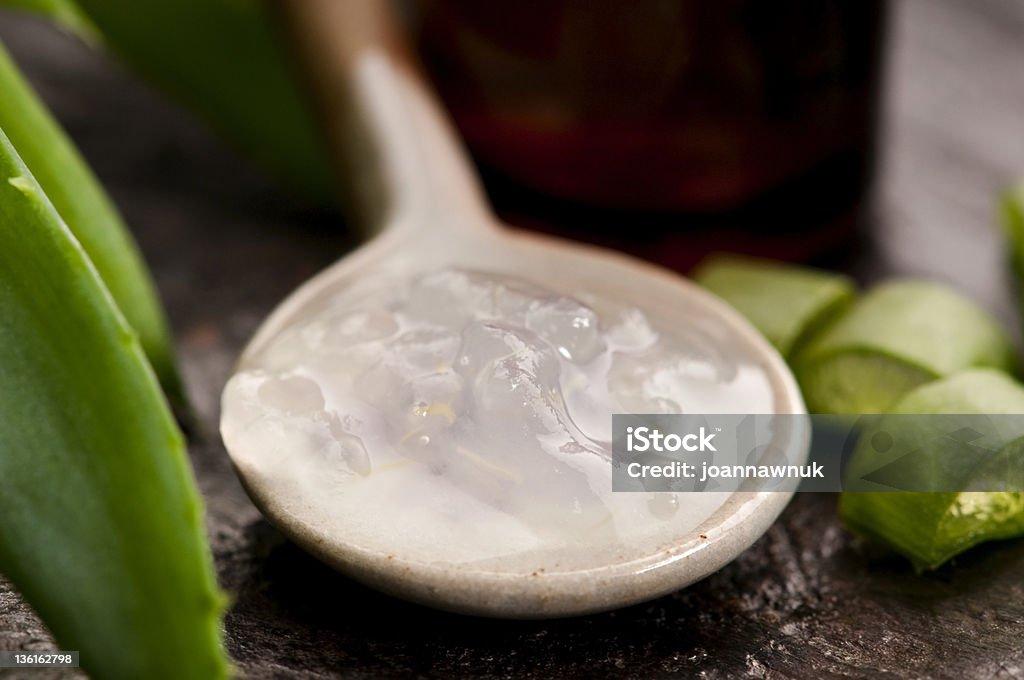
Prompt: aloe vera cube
<box><xmin>694</xmin><ymin>254</ymin><xmax>855</xmax><ymax>359</ymax></box>
<box><xmin>840</xmin><ymin>369</ymin><xmax>1024</xmax><ymax>571</ymax></box>
<box><xmin>796</xmin><ymin>280</ymin><xmax>1017</xmax><ymax>414</ymax></box>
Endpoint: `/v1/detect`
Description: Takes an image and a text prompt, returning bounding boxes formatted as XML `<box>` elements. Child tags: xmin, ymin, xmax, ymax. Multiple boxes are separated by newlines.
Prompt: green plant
<box><xmin>0</xmin><ymin>41</ymin><xmax>181</xmax><ymax>400</ymax></box>
<box><xmin>0</xmin><ymin>125</ymin><xmax>227</xmax><ymax>679</ymax></box>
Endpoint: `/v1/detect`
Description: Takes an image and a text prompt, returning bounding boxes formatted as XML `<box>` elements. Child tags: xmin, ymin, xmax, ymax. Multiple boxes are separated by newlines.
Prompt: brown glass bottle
<box><xmin>413</xmin><ymin>0</ymin><xmax>887</xmax><ymax>270</ymax></box>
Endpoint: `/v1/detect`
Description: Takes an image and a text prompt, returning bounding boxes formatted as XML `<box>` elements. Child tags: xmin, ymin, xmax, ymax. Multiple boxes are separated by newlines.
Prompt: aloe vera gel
<box><xmin>222</xmin><ymin>267</ymin><xmax>781</xmax><ymax>571</ymax></box>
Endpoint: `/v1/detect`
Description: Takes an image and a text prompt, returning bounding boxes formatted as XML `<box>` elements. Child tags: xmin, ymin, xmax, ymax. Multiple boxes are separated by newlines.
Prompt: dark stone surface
<box><xmin>1</xmin><ymin>0</ymin><xmax>1024</xmax><ymax>677</ymax></box>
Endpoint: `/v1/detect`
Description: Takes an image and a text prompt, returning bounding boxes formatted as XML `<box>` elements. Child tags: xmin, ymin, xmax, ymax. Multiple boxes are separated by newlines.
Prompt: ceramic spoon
<box><xmin>220</xmin><ymin>0</ymin><xmax>807</xmax><ymax>617</ymax></box>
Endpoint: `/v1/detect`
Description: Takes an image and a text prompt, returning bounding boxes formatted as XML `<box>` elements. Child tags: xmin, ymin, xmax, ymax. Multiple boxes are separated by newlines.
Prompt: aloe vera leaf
<box><xmin>0</xmin><ymin>41</ymin><xmax>182</xmax><ymax>401</ymax></box>
<box><xmin>840</xmin><ymin>369</ymin><xmax>1024</xmax><ymax>571</ymax></box>
<box><xmin>693</xmin><ymin>254</ymin><xmax>856</xmax><ymax>359</ymax></box>
<box><xmin>66</xmin><ymin>0</ymin><xmax>333</xmax><ymax>202</ymax></box>
<box><xmin>0</xmin><ymin>129</ymin><xmax>227</xmax><ymax>678</ymax></box>
<box><xmin>795</xmin><ymin>280</ymin><xmax>1017</xmax><ymax>414</ymax></box>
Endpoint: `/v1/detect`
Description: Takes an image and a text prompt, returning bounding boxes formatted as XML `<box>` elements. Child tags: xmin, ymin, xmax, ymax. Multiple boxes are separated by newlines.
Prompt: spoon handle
<box><xmin>282</xmin><ymin>0</ymin><xmax>494</xmax><ymax>239</ymax></box>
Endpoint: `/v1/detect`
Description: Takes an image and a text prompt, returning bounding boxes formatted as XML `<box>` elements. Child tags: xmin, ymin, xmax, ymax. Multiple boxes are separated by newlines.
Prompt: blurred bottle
<box><xmin>413</xmin><ymin>0</ymin><xmax>887</xmax><ymax>270</ymax></box>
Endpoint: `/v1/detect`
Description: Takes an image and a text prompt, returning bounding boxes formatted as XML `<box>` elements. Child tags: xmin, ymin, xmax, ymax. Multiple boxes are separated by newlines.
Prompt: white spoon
<box><xmin>220</xmin><ymin>0</ymin><xmax>807</xmax><ymax>618</ymax></box>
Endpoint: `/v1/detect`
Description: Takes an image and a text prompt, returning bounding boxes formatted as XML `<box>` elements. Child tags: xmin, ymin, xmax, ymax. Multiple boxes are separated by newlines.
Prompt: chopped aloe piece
<box><xmin>796</xmin><ymin>280</ymin><xmax>1017</xmax><ymax>414</ymax></box>
<box><xmin>693</xmin><ymin>254</ymin><xmax>855</xmax><ymax>359</ymax></box>
<box><xmin>0</xmin><ymin>129</ymin><xmax>226</xmax><ymax>678</ymax></box>
<box><xmin>840</xmin><ymin>369</ymin><xmax>1024</xmax><ymax>571</ymax></box>
<box><xmin>0</xmin><ymin>41</ymin><xmax>182</xmax><ymax>400</ymax></box>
